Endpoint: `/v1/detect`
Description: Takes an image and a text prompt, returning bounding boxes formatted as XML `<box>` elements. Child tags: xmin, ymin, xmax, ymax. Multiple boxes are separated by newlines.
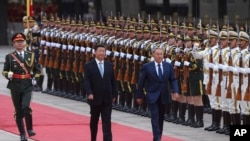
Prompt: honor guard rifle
<box><xmin>236</xmin><ymin>24</ymin><xmax>242</xmax><ymax>101</ymax></box>
<box><xmin>182</xmin><ymin>19</ymin><xmax>188</xmax><ymax>93</ymax></box>
<box><xmin>226</xmin><ymin>18</ymin><xmax>233</xmax><ymax>99</ymax></box>
<box><xmin>206</xmin><ymin>18</ymin><xmax>213</xmax><ymax>95</ymax></box>
<box><xmin>174</xmin><ymin>18</ymin><xmax>180</xmax><ymax>78</ymax></box>
<box><xmin>216</xmin><ymin>20</ymin><xmax>222</xmax><ymax>97</ymax></box>
<box><xmin>244</xmin><ymin>25</ymin><xmax>250</xmax><ymax>101</ymax></box>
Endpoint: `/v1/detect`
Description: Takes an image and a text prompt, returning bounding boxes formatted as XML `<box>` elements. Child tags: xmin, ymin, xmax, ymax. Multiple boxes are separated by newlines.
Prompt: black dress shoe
<box><xmin>28</xmin><ymin>129</ymin><xmax>36</xmax><ymax>137</ymax></box>
<box><xmin>20</xmin><ymin>134</ymin><xmax>27</xmax><ymax>141</ymax></box>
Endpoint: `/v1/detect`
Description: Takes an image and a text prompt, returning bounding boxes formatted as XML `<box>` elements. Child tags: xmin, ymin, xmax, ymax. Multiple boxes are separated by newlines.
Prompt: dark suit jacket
<box><xmin>84</xmin><ymin>59</ymin><xmax>117</xmax><ymax>106</ymax></box>
<box><xmin>137</xmin><ymin>61</ymin><xmax>179</xmax><ymax>104</ymax></box>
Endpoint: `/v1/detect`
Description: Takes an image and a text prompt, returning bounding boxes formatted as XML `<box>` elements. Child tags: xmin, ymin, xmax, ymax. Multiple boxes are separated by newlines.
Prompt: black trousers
<box><xmin>10</xmin><ymin>89</ymin><xmax>32</xmax><ymax>119</ymax></box>
<box><xmin>90</xmin><ymin>103</ymin><xmax>112</xmax><ymax>141</ymax></box>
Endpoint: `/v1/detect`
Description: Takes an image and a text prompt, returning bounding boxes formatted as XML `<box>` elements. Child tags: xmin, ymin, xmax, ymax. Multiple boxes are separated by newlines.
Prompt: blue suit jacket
<box><xmin>137</xmin><ymin>61</ymin><xmax>179</xmax><ymax>104</ymax></box>
<box><xmin>84</xmin><ymin>59</ymin><xmax>117</xmax><ymax>105</ymax></box>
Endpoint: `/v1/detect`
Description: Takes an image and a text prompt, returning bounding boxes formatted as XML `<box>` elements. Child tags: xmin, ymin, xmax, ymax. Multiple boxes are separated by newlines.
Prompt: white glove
<box><xmin>106</xmin><ymin>50</ymin><xmax>111</xmax><ymax>56</ymax></box>
<box><xmin>126</xmin><ymin>53</ymin><xmax>132</xmax><ymax>59</ymax></box>
<box><xmin>174</xmin><ymin>61</ymin><xmax>181</xmax><ymax>67</ymax></box>
<box><xmin>240</xmin><ymin>68</ymin><xmax>246</xmax><ymax>74</ymax></box>
<box><xmin>86</xmin><ymin>47</ymin><xmax>91</xmax><ymax>52</ymax></box>
<box><xmin>208</xmin><ymin>63</ymin><xmax>214</xmax><ymax>68</ymax></box>
<box><xmin>133</xmin><ymin>54</ymin><xmax>139</xmax><ymax>60</ymax></box>
<box><xmin>247</xmin><ymin>68</ymin><xmax>250</xmax><ymax>74</ymax></box>
<box><xmin>32</xmin><ymin>78</ymin><xmax>37</xmax><ymax>85</ymax></box>
<box><xmin>91</xmin><ymin>38</ymin><xmax>97</xmax><ymax>43</ymax></box>
<box><xmin>114</xmin><ymin>51</ymin><xmax>120</xmax><ymax>57</ymax></box>
<box><xmin>75</xmin><ymin>46</ymin><xmax>80</xmax><ymax>51</ymax></box>
<box><xmin>114</xmin><ymin>40</ymin><xmax>118</xmax><ymax>46</ymax></box>
<box><xmin>218</xmin><ymin>64</ymin><xmax>223</xmax><ymax>69</ymax></box>
<box><xmin>80</xmin><ymin>47</ymin><xmax>86</xmax><ymax>52</ymax></box>
<box><xmin>165</xmin><ymin>58</ymin><xmax>172</xmax><ymax>63</ymax></box>
<box><xmin>150</xmin><ymin>57</ymin><xmax>154</xmax><ymax>61</ymax></box>
<box><xmin>222</xmin><ymin>65</ymin><xmax>228</xmax><ymax>72</ymax></box>
<box><xmin>227</xmin><ymin>66</ymin><xmax>234</xmax><ymax>72</ymax></box>
<box><xmin>175</xmin><ymin>47</ymin><xmax>180</xmax><ymax>53</ymax></box>
<box><xmin>68</xmin><ymin>45</ymin><xmax>73</xmax><ymax>50</ymax></box>
<box><xmin>7</xmin><ymin>71</ymin><xmax>13</xmax><ymax>79</ymax></box>
<box><xmin>40</xmin><ymin>40</ymin><xmax>46</xmax><ymax>45</ymax></box>
<box><xmin>43</xmin><ymin>50</ymin><xmax>47</xmax><ymax>55</ymax></box>
<box><xmin>140</xmin><ymin>56</ymin><xmax>146</xmax><ymax>61</ymax></box>
<box><xmin>233</xmin><ymin>67</ymin><xmax>239</xmax><ymax>74</ymax></box>
<box><xmin>213</xmin><ymin>65</ymin><xmax>218</xmax><ymax>71</ymax></box>
<box><xmin>193</xmin><ymin>44</ymin><xmax>198</xmax><ymax>51</ymax></box>
<box><xmin>120</xmin><ymin>52</ymin><xmax>126</xmax><ymax>58</ymax></box>
<box><xmin>184</xmin><ymin>61</ymin><xmax>190</xmax><ymax>66</ymax></box>
<box><xmin>120</xmin><ymin>40</ymin><xmax>124</xmax><ymax>46</ymax></box>
<box><xmin>62</xmin><ymin>45</ymin><xmax>67</xmax><ymax>50</ymax></box>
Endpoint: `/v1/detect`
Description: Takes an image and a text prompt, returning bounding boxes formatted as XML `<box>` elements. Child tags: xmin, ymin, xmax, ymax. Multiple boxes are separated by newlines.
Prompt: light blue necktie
<box><xmin>99</xmin><ymin>62</ymin><xmax>104</xmax><ymax>77</ymax></box>
<box><xmin>158</xmin><ymin>63</ymin><xmax>162</xmax><ymax>79</ymax></box>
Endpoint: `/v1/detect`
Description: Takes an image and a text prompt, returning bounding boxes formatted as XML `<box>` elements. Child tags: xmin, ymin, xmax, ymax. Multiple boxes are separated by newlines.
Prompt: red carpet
<box><xmin>0</xmin><ymin>94</ymin><xmax>182</xmax><ymax>141</ymax></box>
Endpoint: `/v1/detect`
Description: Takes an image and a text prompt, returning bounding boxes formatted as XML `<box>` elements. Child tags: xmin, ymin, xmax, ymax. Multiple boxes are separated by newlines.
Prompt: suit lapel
<box><xmin>150</xmin><ymin>62</ymin><xmax>159</xmax><ymax>79</ymax></box>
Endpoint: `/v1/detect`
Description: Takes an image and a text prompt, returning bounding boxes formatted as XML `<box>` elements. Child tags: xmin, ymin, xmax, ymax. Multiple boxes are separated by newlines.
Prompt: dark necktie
<box><xmin>19</xmin><ymin>52</ymin><xmax>24</xmax><ymax>60</ymax></box>
<box><xmin>158</xmin><ymin>63</ymin><xmax>163</xmax><ymax>79</ymax></box>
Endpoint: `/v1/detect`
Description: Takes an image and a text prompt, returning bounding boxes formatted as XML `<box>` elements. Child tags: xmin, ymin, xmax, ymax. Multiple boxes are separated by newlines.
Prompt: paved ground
<box><xmin>0</xmin><ymin>46</ymin><xmax>229</xmax><ymax>141</ymax></box>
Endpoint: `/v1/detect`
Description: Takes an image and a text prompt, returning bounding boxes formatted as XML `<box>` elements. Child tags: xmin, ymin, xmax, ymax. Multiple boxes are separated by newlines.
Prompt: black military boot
<box><xmin>203</xmin><ymin>94</ymin><xmax>211</xmax><ymax>114</ymax></box>
<box><xmin>217</xmin><ymin>111</ymin><xmax>230</xmax><ymax>134</ymax></box>
<box><xmin>176</xmin><ymin>103</ymin><xmax>186</xmax><ymax>124</ymax></box>
<box><xmin>16</xmin><ymin>118</ymin><xmax>27</xmax><ymax>141</ymax></box>
<box><xmin>36</xmin><ymin>75</ymin><xmax>44</xmax><ymax>92</ymax></box>
<box><xmin>231</xmin><ymin>113</ymin><xmax>241</xmax><ymax>125</ymax></box>
<box><xmin>183</xmin><ymin>104</ymin><xmax>195</xmax><ymax>126</ymax></box>
<box><xmin>192</xmin><ymin>106</ymin><xmax>204</xmax><ymax>128</ymax></box>
<box><xmin>170</xmin><ymin>101</ymin><xmax>179</xmax><ymax>123</ymax></box>
<box><xmin>243</xmin><ymin>115</ymin><xmax>250</xmax><ymax>125</ymax></box>
<box><xmin>224</xmin><ymin>112</ymin><xmax>231</xmax><ymax>135</ymax></box>
<box><xmin>24</xmin><ymin>114</ymin><xmax>36</xmax><ymax>137</ymax></box>
<box><xmin>204</xmin><ymin>109</ymin><xmax>215</xmax><ymax>130</ymax></box>
<box><xmin>207</xmin><ymin>109</ymin><xmax>221</xmax><ymax>131</ymax></box>
<box><xmin>42</xmin><ymin>76</ymin><xmax>52</xmax><ymax>94</ymax></box>
<box><xmin>164</xmin><ymin>103</ymin><xmax>171</xmax><ymax>121</ymax></box>
<box><xmin>117</xmin><ymin>91</ymin><xmax>126</xmax><ymax>111</ymax></box>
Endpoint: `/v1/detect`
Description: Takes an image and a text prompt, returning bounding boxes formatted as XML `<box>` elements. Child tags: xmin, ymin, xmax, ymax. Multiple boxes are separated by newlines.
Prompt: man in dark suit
<box><xmin>137</xmin><ymin>47</ymin><xmax>179</xmax><ymax>141</ymax></box>
<box><xmin>84</xmin><ymin>44</ymin><xmax>117</xmax><ymax>141</ymax></box>
<box><xmin>2</xmin><ymin>33</ymin><xmax>40</xmax><ymax>141</ymax></box>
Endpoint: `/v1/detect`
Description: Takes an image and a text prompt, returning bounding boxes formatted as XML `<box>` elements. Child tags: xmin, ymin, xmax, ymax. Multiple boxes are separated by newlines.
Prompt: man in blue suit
<box><xmin>137</xmin><ymin>47</ymin><xmax>179</xmax><ymax>141</ymax></box>
<box><xmin>84</xmin><ymin>44</ymin><xmax>117</xmax><ymax>141</ymax></box>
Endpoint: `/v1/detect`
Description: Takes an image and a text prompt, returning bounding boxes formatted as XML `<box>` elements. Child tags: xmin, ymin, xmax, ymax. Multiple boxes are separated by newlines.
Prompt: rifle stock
<box><xmin>206</xmin><ymin>50</ymin><xmax>213</xmax><ymax>95</ymax></box>
<box><xmin>182</xmin><ymin>52</ymin><xmax>189</xmax><ymax>93</ymax></box>
<box><xmin>244</xmin><ymin>57</ymin><xmax>250</xmax><ymax>101</ymax></box>
<box><xmin>244</xmin><ymin>72</ymin><xmax>250</xmax><ymax>101</ymax></box>
<box><xmin>215</xmin><ymin>51</ymin><xmax>222</xmax><ymax>97</ymax></box>
<box><xmin>174</xmin><ymin>51</ymin><xmax>180</xmax><ymax>78</ymax></box>
<box><xmin>236</xmin><ymin>54</ymin><xmax>242</xmax><ymax>100</ymax></box>
<box><xmin>226</xmin><ymin>55</ymin><xmax>233</xmax><ymax>99</ymax></box>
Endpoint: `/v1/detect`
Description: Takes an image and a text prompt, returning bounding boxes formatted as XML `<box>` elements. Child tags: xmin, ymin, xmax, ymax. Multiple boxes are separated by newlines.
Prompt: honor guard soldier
<box><xmin>238</xmin><ymin>30</ymin><xmax>250</xmax><ymax>125</ymax></box>
<box><xmin>192</xmin><ymin>29</ymin><xmax>220</xmax><ymax>131</ymax></box>
<box><xmin>130</xmin><ymin>24</ymin><xmax>144</xmax><ymax>114</ymax></box>
<box><xmin>138</xmin><ymin>24</ymin><xmax>153</xmax><ymax>117</ymax></box>
<box><xmin>173</xmin><ymin>34</ymin><xmax>186</xmax><ymax>124</ymax></box>
<box><xmin>42</xmin><ymin>15</ymin><xmax>56</xmax><ymax>94</ymax></box>
<box><xmin>215</xmin><ymin>30</ymin><xmax>230</xmax><ymax>135</ymax></box>
<box><xmin>164</xmin><ymin>32</ymin><xmax>177</xmax><ymax>122</ymax></box>
<box><xmin>38</xmin><ymin>15</ymin><xmax>49</xmax><ymax>92</ymax></box>
<box><xmin>227</xmin><ymin>28</ymin><xmax>241</xmax><ymax>128</ymax></box>
<box><xmin>2</xmin><ymin>33</ymin><xmax>40</xmax><ymax>141</ymax></box>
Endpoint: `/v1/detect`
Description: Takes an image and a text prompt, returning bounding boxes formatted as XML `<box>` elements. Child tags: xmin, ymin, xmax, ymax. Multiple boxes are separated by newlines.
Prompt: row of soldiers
<box><xmin>23</xmin><ymin>14</ymin><xmax>250</xmax><ymax>135</ymax></box>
